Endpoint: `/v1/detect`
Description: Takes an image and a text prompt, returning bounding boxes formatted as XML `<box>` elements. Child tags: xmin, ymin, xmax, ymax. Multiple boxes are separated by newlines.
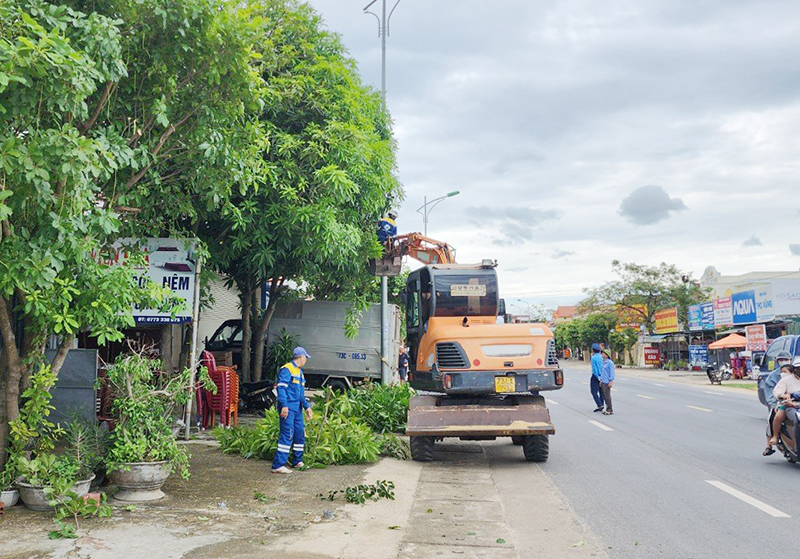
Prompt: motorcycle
<box><xmin>706</xmin><ymin>362</ymin><xmax>732</xmax><ymax>385</ymax></box>
<box><xmin>239</xmin><ymin>379</ymin><xmax>277</xmax><ymax>413</ymax></box>
<box><xmin>776</xmin><ymin>392</ymin><xmax>800</xmax><ymax>464</ymax></box>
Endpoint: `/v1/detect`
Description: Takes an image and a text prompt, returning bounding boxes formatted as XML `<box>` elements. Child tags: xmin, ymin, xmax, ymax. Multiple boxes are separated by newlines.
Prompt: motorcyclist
<box><xmin>763</xmin><ymin>350</ymin><xmax>793</xmax><ymax>456</ymax></box>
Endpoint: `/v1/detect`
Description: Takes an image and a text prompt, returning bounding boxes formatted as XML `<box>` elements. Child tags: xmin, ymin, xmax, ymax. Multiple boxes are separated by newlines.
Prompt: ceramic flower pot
<box><xmin>109</xmin><ymin>461</ymin><xmax>172</xmax><ymax>502</ymax></box>
<box><xmin>1</xmin><ymin>489</ymin><xmax>19</xmax><ymax>508</ymax></box>
<box><xmin>17</xmin><ymin>474</ymin><xmax>95</xmax><ymax>512</ymax></box>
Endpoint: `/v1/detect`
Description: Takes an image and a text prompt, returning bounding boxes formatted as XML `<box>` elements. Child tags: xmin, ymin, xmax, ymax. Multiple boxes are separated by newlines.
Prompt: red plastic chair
<box><xmin>200</xmin><ymin>351</ymin><xmax>231</xmax><ymax>428</ymax></box>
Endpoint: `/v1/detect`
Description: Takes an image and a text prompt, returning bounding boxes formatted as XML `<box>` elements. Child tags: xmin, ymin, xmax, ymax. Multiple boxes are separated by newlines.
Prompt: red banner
<box><xmin>644</xmin><ymin>347</ymin><xmax>661</xmax><ymax>365</ymax></box>
<box><xmin>745</xmin><ymin>324</ymin><xmax>768</xmax><ymax>352</ymax></box>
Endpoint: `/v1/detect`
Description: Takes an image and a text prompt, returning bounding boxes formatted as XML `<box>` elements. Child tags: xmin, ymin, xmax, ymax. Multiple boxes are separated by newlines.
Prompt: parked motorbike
<box><xmin>706</xmin><ymin>362</ymin><xmax>732</xmax><ymax>385</ymax></box>
<box><xmin>239</xmin><ymin>380</ymin><xmax>277</xmax><ymax>413</ymax></box>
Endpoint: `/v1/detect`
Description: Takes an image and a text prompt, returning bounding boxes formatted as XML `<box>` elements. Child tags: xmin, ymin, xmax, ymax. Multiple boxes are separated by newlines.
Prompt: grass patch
<box><xmin>722</xmin><ymin>382</ymin><xmax>758</xmax><ymax>390</ymax></box>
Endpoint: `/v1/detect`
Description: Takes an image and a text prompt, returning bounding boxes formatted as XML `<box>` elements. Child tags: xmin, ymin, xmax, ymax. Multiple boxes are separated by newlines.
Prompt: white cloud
<box><xmin>308</xmin><ymin>0</ymin><xmax>800</xmax><ymax>303</ymax></box>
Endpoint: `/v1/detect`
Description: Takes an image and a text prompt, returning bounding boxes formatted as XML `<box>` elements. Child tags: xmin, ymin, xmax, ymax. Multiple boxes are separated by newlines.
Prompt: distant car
<box><xmin>756</xmin><ymin>335</ymin><xmax>800</xmax><ymax>407</ymax></box>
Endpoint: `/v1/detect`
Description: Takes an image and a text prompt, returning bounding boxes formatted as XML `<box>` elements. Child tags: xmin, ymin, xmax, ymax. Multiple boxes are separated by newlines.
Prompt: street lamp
<box><xmin>416</xmin><ymin>191</ymin><xmax>460</xmax><ymax>236</ymax></box>
<box><xmin>364</xmin><ymin>0</ymin><xmax>404</xmax><ymax>386</ymax></box>
<box><xmin>516</xmin><ymin>299</ymin><xmax>532</xmax><ymax>315</ymax></box>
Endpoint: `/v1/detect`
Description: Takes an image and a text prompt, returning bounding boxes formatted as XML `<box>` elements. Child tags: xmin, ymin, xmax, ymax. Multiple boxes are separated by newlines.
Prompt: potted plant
<box><xmin>105</xmin><ymin>351</ymin><xmax>209</xmax><ymax>501</ymax></box>
<box><xmin>5</xmin><ymin>364</ymin><xmax>93</xmax><ymax>510</ymax></box>
<box><xmin>15</xmin><ymin>454</ymin><xmax>94</xmax><ymax>512</ymax></box>
<box><xmin>62</xmin><ymin>416</ymin><xmax>108</xmax><ymax>489</ymax></box>
<box><xmin>1</xmin><ymin>467</ymin><xmax>19</xmax><ymax>508</ymax></box>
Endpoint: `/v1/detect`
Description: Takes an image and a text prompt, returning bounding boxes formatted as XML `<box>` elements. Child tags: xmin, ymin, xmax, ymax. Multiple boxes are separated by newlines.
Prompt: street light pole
<box><xmin>416</xmin><ymin>191</ymin><xmax>460</xmax><ymax>236</ymax></box>
<box><xmin>364</xmin><ymin>0</ymin><xmax>403</xmax><ymax>385</ymax></box>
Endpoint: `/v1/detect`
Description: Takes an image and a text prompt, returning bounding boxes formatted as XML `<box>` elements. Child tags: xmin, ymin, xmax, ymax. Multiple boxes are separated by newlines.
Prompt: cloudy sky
<box><xmin>306</xmin><ymin>0</ymin><xmax>800</xmax><ymax>310</ymax></box>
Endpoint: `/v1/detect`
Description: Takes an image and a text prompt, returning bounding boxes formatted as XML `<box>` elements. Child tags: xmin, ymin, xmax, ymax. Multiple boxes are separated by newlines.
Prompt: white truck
<box><xmin>204</xmin><ymin>300</ymin><xmax>402</xmax><ymax>391</ymax></box>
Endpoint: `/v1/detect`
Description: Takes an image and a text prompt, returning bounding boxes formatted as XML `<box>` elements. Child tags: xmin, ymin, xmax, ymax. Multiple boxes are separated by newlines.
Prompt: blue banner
<box><xmin>688</xmin><ymin>304</ymin><xmax>702</xmax><ymax>331</ymax></box>
<box><xmin>732</xmin><ymin>290</ymin><xmax>757</xmax><ymax>325</ymax></box>
<box><xmin>689</xmin><ymin>345</ymin><xmax>709</xmax><ymax>368</ymax></box>
<box><xmin>701</xmin><ymin>302</ymin><xmax>715</xmax><ymax>330</ymax></box>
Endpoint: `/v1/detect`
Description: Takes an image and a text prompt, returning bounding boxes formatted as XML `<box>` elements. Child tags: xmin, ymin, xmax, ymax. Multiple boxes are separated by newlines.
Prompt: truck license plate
<box><xmin>494</xmin><ymin>376</ymin><xmax>516</xmax><ymax>393</ymax></box>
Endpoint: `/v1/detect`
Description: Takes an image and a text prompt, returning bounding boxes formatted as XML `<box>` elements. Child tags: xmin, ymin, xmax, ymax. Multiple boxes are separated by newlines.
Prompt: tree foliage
<box><xmin>0</xmin><ymin>0</ymin><xmax>174</xmax><ymax>467</ymax></box>
<box><xmin>578</xmin><ymin>260</ymin><xmax>709</xmax><ymax>333</ymax></box>
<box><xmin>202</xmin><ymin>0</ymin><xmax>401</xmax><ymax>381</ymax></box>
<box><xmin>553</xmin><ymin>312</ymin><xmax>618</xmax><ymax>353</ymax></box>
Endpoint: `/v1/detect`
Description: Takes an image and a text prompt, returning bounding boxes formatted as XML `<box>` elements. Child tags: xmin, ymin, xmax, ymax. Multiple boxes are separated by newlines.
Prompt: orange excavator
<box><xmin>381</xmin><ymin>233</ymin><xmax>564</xmax><ymax>463</ymax></box>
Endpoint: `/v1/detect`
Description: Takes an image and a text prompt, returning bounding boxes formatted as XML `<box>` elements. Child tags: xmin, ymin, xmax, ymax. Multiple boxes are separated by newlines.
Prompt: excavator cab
<box><xmin>405</xmin><ymin>262</ymin><xmax>501</xmax><ymax>390</ymax></box>
<box><xmin>404</xmin><ymin>262</ymin><xmax>562</xmax><ymax>395</ymax></box>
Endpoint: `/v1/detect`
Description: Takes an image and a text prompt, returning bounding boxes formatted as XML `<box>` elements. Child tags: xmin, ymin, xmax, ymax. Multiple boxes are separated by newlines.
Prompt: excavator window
<box><xmin>407</xmin><ymin>291</ymin><xmax>420</xmax><ymax>328</ymax></box>
<box><xmin>432</xmin><ymin>272</ymin><xmax>499</xmax><ymax>317</ymax></box>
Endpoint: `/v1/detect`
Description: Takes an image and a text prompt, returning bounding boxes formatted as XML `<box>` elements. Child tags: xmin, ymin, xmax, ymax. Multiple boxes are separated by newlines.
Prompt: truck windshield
<box><xmin>432</xmin><ymin>272</ymin><xmax>499</xmax><ymax>317</ymax></box>
<box><xmin>207</xmin><ymin>322</ymin><xmax>242</xmax><ymax>350</ymax></box>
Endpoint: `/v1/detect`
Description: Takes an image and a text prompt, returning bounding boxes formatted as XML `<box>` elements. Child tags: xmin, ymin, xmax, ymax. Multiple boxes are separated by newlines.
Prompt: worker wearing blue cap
<box><xmin>271</xmin><ymin>347</ymin><xmax>313</xmax><ymax>474</ymax></box>
<box><xmin>590</xmin><ymin>343</ymin><xmax>605</xmax><ymax>412</ymax></box>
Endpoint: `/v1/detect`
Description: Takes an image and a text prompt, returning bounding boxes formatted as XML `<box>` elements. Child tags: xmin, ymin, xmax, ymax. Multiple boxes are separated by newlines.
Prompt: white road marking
<box><xmin>581</xmin><ymin>381</ymin><xmax>589</xmax><ymax>385</ymax></box>
<box><xmin>654</xmin><ymin>383</ymin><xmax>666</xmax><ymax>387</ymax></box>
<box><xmin>588</xmin><ymin>420</ymin><xmax>614</xmax><ymax>432</ymax></box>
<box><xmin>704</xmin><ymin>391</ymin><xmax>724</xmax><ymax>396</ymax></box>
<box><xmin>636</xmin><ymin>394</ymin><xmax>654</xmax><ymax>400</ymax></box>
<box><xmin>686</xmin><ymin>405</ymin><xmax>713</xmax><ymax>412</ymax></box>
<box><xmin>705</xmin><ymin>481</ymin><xmax>791</xmax><ymax>518</ymax></box>
<box><xmin>545</xmin><ymin>399</ymin><xmax>559</xmax><ymax>405</ymax></box>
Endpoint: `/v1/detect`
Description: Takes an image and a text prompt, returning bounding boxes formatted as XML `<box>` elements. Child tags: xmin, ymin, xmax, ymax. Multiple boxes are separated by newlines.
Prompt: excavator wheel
<box><xmin>511</xmin><ymin>436</ymin><xmax>524</xmax><ymax>446</ymax></box>
<box><xmin>410</xmin><ymin>436</ymin><xmax>435</xmax><ymax>462</ymax></box>
<box><xmin>522</xmin><ymin>435</ymin><xmax>549</xmax><ymax>462</ymax></box>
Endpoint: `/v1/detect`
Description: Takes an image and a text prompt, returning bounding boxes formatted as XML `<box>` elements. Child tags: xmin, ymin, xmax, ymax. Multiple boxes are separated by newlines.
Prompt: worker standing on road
<box><xmin>600</xmin><ymin>349</ymin><xmax>616</xmax><ymax>415</ymax></box>
<box><xmin>271</xmin><ymin>347</ymin><xmax>313</xmax><ymax>474</ymax></box>
<box><xmin>377</xmin><ymin>209</ymin><xmax>398</xmax><ymax>243</ymax></box>
<box><xmin>590</xmin><ymin>343</ymin><xmax>605</xmax><ymax>412</ymax></box>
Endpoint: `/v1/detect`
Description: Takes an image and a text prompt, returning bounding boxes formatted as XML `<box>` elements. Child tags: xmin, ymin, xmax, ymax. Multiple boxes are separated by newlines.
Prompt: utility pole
<box><xmin>364</xmin><ymin>0</ymin><xmax>402</xmax><ymax>385</ymax></box>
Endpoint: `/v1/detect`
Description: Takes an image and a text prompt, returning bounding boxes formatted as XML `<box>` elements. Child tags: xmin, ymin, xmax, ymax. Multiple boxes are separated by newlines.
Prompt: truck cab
<box><xmin>756</xmin><ymin>335</ymin><xmax>800</xmax><ymax>407</ymax></box>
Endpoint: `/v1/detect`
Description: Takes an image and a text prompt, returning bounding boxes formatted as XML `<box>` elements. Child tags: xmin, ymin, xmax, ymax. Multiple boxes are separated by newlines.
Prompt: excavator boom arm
<box><xmin>386</xmin><ymin>233</ymin><xmax>456</xmax><ymax>265</ymax></box>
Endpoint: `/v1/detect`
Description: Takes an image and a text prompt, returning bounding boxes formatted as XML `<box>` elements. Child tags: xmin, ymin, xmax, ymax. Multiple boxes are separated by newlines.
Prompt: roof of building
<box><xmin>553</xmin><ymin>305</ymin><xmax>578</xmax><ymax>320</ymax></box>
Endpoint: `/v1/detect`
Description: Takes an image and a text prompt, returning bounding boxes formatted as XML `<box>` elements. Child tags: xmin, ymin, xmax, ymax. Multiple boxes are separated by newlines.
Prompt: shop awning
<box><xmin>708</xmin><ymin>333</ymin><xmax>748</xmax><ymax>349</ymax></box>
<box><xmin>642</xmin><ymin>334</ymin><xmax>669</xmax><ymax>343</ymax></box>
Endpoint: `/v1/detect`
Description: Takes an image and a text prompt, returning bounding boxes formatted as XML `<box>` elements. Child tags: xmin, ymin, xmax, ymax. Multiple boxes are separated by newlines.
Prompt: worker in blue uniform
<box><xmin>377</xmin><ymin>209</ymin><xmax>398</xmax><ymax>243</ymax></box>
<box><xmin>590</xmin><ymin>343</ymin><xmax>605</xmax><ymax>412</ymax></box>
<box><xmin>271</xmin><ymin>347</ymin><xmax>313</xmax><ymax>474</ymax></box>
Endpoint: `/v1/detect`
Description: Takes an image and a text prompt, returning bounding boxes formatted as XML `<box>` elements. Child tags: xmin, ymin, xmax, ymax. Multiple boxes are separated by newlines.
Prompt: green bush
<box><xmin>339</xmin><ymin>383</ymin><xmax>415</xmax><ymax>433</ymax></box>
<box><xmin>215</xmin><ymin>407</ymin><xmax>380</xmax><ymax>467</ymax></box>
<box><xmin>214</xmin><ymin>383</ymin><xmax>414</xmax><ymax>466</ymax></box>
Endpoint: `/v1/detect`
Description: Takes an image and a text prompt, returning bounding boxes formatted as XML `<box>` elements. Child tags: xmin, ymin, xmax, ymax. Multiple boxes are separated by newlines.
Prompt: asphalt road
<box><xmin>538</xmin><ymin>364</ymin><xmax>798</xmax><ymax>559</ymax></box>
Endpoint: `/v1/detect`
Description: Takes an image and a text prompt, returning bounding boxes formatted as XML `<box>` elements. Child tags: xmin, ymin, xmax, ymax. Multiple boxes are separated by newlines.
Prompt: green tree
<box><xmin>579</xmin><ymin>260</ymin><xmax>709</xmax><ymax>333</ymax></box>
<box><xmin>202</xmin><ymin>0</ymin><xmax>401</xmax><ymax>381</ymax></box>
<box><xmin>0</xmin><ymin>0</ymin><xmax>173</xmax><ymax>467</ymax></box>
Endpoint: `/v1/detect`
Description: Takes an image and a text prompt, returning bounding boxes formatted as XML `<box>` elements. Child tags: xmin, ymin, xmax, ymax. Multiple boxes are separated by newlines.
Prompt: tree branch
<box><xmin>82</xmin><ymin>81</ymin><xmax>115</xmax><ymax>134</ymax></box>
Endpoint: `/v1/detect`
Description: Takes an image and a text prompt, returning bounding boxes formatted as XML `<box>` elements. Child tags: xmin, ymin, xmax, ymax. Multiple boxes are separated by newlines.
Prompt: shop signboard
<box><xmin>644</xmin><ymin>347</ymin><xmax>661</xmax><ymax>365</ymax></box>
<box><xmin>746</xmin><ymin>324</ymin><xmax>768</xmax><ymax>352</ymax></box>
<box><xmin>770</xmin><ymin>279</ymin><xmax>800</xmax><ymax>317</ymax></box>
<box><xmin>688</xmin><ymin>345</ymin><xmax>709</xmax><ymax>368</ymax></box>
<box><xmin>732</xmin><ymin>290</ymin><xmax>757</xmax><ymax>325</ymax></box>
<box><xmin>688</xmin><ymin>304</ymin><xmax>702</xmax><ymax>331</ymax></box>
<box><xmin>615</xmin><ymin>304</ymin><xmax>645</xmax><ymax>332</ymax></box>
<box><xmin>714</xmin><ymin>297</ymin><xmax>733</xmax><ymax>327</ymax></box>
<box><xmin>654</xmin><ymin>307</ymin><xmax>679</xmax><ymax>334</ymax></box>
<box><xmin>701</xmin><ymin>302</ymin><xmax>715</xmax><ymax>330</ymax></box>
<box><xmin>755</xmin><ymin>285</ymin><xmax>775</xmax><ymax>322</ymax></box>
<box><xmin>97</xmin><ymin>238</ymin><xmax>196</xmax><ymax>324</ymax></box>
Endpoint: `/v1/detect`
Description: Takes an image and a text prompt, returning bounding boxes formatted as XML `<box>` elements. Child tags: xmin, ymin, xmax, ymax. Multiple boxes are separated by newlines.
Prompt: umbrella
<box><xmin>708</xmin><ymin>333</ymin><xmax>748</xmax><ymax>350</ymax></box>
